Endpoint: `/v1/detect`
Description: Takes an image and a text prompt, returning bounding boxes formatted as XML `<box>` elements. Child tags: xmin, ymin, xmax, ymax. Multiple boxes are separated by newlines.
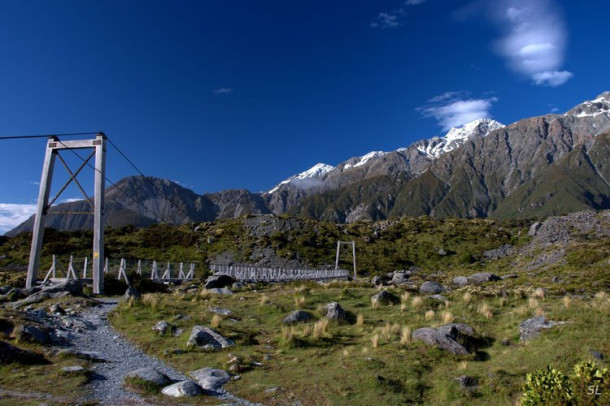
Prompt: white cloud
<box><xmin>214</xmin><ymin>87</ymin><xmax>233</xmax><ymax>95</ymax></box>
<box><xmin>493</xmin><ymin>0</ymin><xmax>572</xmax><ymax>86</ymax></box>
<box><xmin>532</xmin><ymin>70</ymin><xmax>573</xmax><ymax>87</ymax></box>
<box><xmin>418</xmin><ymin>92</ymin><xmax>498</xmax><ymax>130</ymax></box>
<box><xmin>0</xmin><ymin>203</ymin><xmax>37</xmax><ymax>235</ymax></box>
<box><xmin>405</xmin><ymin>0</ymin><xmax>426</xmax><ymax>5</ymax></box>
<box><xmin>371</xmin><ymin>10</ymin><xmax>406</xmax><ymax>28</ymax></box>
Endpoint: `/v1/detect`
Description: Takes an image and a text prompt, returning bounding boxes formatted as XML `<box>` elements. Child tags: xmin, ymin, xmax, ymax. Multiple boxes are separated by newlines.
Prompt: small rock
<box><xmin>371</xmin><ymin>276</ymin><xmax>387</xmax><ymax>286</ymax></box>
<box><xmin>468</xmin><ymin>273</ymin><xmax>501</xmax><ymax>284</ymax></box>
<box><xmin>56</xmin><ymin>349</ymin><xmax>108</xmax><ymax>362</ymax></box>
<box><xmin>589</xmin><ymin>350</ymin><xmax>604</xmax><ymax>361</ymax></box>
<box><xmin>324</xmin><ymin>302</ymin><xmax>346</xmax><ymax>321</ymax></box>
<box><xmin>390</xmin><ymin>271</ymin><xmax>410</xmax><ymax>285</ymax></box>
<box><xmin>371</xmin><ymin>290</ymin><xmax>399</xmax><ymax>305</ymax></box>
<box><xmin>455</xmin><ymin>375</ymin><xmax>478</xmax><ymax>391</ymax></box>
<box><xmin>453</xmin><ymin>276</ymin><xmax>470</xmax><ymax>286</ymax></box>
<box><xmin>162</xmin><ymin>380</ymin><xmax>203</xmax><ymax>397</ymax></box>
<box><xmin>519</xmin><ymin>316</ymin><xmax>560</xmax><ymax>341</ymax></box>
<box><xmin>190</xmin><ymin>367</ymin><xmax>231</xmax><ymax>390</ymax></box>
<box><xmin>282</xmin><ymin>310</ymin><xmax>314</xmax><ymax>324</ymax></box>
<box><xmin>125</xmin><ymin>367</ymin><xmax>170</xmax><ymax>387</ymax></box>
<box><xmin>153</xmin><ymin>321</ymin><xmax>171</xmax><ymax>336</ymax></box>
<box><xmin>48</xmin><ymin>304</ymin><xmax>65</xmax><ymax>315</ymax></box>
<box><xmin>419</xmin><ymin>281</ymin><xmax>445</xmax><ymax>294</ymax></box>
<box><xmin>206</xmin><ymin>288</ymin><xmax>233</xmax><ymax>295</ymax></box>
<box><xmin>428</xmin><ymin>294</ymin><xmax>448</xmax><ymax>303</ymax></box>
<box><xmin>60</xmin><ymin>365</ymin><xmax>85</xmax><ymax>374</ymax></box>
<box><xmin>124</xmin><ymin>287</ymin><xmax>140</xmax><ymax>301</ymax></box>
<box><xmin>501</xmin><ymin>274</ymin><xmax>518</xmax><ymax>280</ymax></box>
<box><xmin>186</xmin><ymin>326</ymin><xmax>235</xmax><ymax>350</ymax></box>
<box><xmin>208</xmin><ymin>308</ymin><xmax>232</xmax><ymax>316</ymax></box>
<box><xmin>528</xmin><ymin>222</ymin><xmax>542</xmax><ymax>236</ymax></box>
<box><xmin>13</xmin><ymin>325</ymin><xmax>50</xmax><ymax>345</ymax></box>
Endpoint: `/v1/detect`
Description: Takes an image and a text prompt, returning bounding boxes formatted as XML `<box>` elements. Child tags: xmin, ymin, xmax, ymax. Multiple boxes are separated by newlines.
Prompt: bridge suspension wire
<box><xmin>105</xmin><ymin>137</ymin><xmax>194</xmax><ymax>222</ymax></box>
<box><xmin>53</xmin><ymin>138</ymin><xmax>167</xmax><ymax>224</ymax></box>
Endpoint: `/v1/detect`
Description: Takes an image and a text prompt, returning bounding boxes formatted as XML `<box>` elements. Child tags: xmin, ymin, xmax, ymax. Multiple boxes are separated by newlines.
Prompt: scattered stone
<box><xmin>206</xmin><ymin>288</ymin><xmax>233</xmax><ymax>295</ymax></box>
<box><xmin>371</xmin><ymin>290</ymin><xmax>399</xmax><ymax>305</ymax></box>
<box><xmin>437</xmin><ymin>248</ymin><xmax>447</xmax><ymax>256</ymax></box>
<box><xmin>264</xmin><ymin>386</ymin><xmax>281</xmax><ymax>394</ymax></box>
<box><xmin>501</xmin><ymin>274</ymin><xmax>518</xmax><ymax>280</ymax></box>
<box><xmin>483</xmin><ymin>244</ymin><xmax>514</xmax><ymax>260</ymax></box>
<box><xmin>324</xmin><ymin>302</ymin><xmax>346</xmax><ymax>321</ymax></box>
<box><xmin>56</xmin><ymin>349</ymin><xmax>108</xmax><ymax>362</ymax></box>
<box><xmin>468</xmin><ymin>273</ymin><xmax>501</xmax><ymax>284</ymax></box>
<box><xmin>208</xmin><ymin>308</ymin><xmax>232</xmax><ymax>316</ymax></box>
<box><xmin>186</xmin><ymin>326</ymin><xmax>235</xmax><ymax>350</ymax></box>
<box><xmin>42</xmin><ymin>280</ymin><xmax>83</xmax><ymax>296</ymax></box>
<box><xmin>528</xmin><ymin>222</ymin><xmax>542</xmax><ymax>236</ymax></box>
<box><xmin>125</xmin><ymin>367</ymin><xmax>170</xmax><ymax>387</ymax></box>
<box><xmin>124</xmin><ymin>287</ymin><xmax>140</xmax><ymax>301</ymax></box>
<box><xmin>11</xmin><ymin>292</ymin><xmax>51</xmax><ymax>309</ymax></box>
<box><xmin>428</xmin><ymin>294</ymin><xmax>448</xmax><ymax>303</ymax></box>
<box><xmin>190</xmin><ymin>367</ymin><xmax>231</xmax><ymax>390</ymax></box>
<box><xmin>390</xmin><ymin>271</ymin><xmax>410</xmax><ymax>285</ymax></box>
<box><xmin>162</xmin><ymin>380</ymin><xmax>203</xmax><ymax>397</ymax></box>
<box><xmin>453</xmin><ymin>276</ymin><xmax>469</xmax><ymax>286</ymax></box>
<box><xmin>204</xmin><ymin>275</ymin><xmax>235</xmax><ymax>290</ymax></box>
<box><xmin>153</xmin><ymin>321</ymin><xmax>171</xmax><ymax>336</ymax></box>
<box><xmin>590</xmin><ymin>350</ymin><xmax>604</xmax><ymax>361</ymax></box>
<box><xmin>60</xmin><ymin>365</ymin><xmax>86</xmax><ymax>375</ymax></box>
<box><xmin>282</xmin><ymin>310</ymin><xmax>314</xmax><ymax>324</ymax></box>
<box><xmin>519</xmin><ymin>316</ymin><xmax>562</xmax><ymax>341</ymax></box>
<box><xmin>419</xmin><ymin>281</ymin><xmax>445</xmax><ymax>294</ymax></box>
<box><xmin>455</xmin><ymin>375</ymin><xmax>478</xmax><ymax>391</ymax></box>
<box><xmin>0</xmin><ymin>340</ymin><xmax>48</xmax><ymax>365</ymax></box>
<box><xmin>371</xmin><ymin>276</ymin><xmax>387</xmax><ymax>286</ymax></box>
<box><xmin>48</xmin><ymin>304</ymin><xmax>65</xmax><ymax>315</ymax></box>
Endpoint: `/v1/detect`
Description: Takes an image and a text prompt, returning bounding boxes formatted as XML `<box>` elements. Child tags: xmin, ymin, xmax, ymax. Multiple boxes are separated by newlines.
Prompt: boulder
<box><xmin>453</xmin><ymin>276</ymin><xmax>470</xmax><ymax>286</ymax></box>
<box><xmin>282</xmin><ymin>310</ymin><xmax>313</xmax><ymax>324</ymax></box>
<box><xmin>204</xmin><ymin>275</ymin><xmax>235</xmax><ymax>290</ymax></box>
<box><xmin>371</xmin><ymin>290</ymin><xmax>399</xmax><ymax>305</ymax></box>
<box><xmin>0</xmin><ymin>340</ymin><xmax>48</xmax><ymax>365</ymax></box>
<box><xmin>206</xmin><ymin>288</ymin><xmax>233</xmax><ymax>295</ymax></box>
<box><xmin>153</xmin><ymin>321</ymin><xmax>171</xmax><ymax>336</ymax></box>
<box><xmin>390</xmin><ymin>271</ymin><xmax>410</xmax><ymax>285</ymax></box>
<box><xmin>419</xmin><ymin>281</ymin><xmax>445</xmax><ymax>294</ymax></box>
<box><xmin>428</xmin><ymin>294</ymin><xmax>448</xmax><ymax>303</ymax></box>
<box><xmin>48</xmin><ymin>304</ymin><xmax>65</xmax><ymax>315</ymax></box>
<box><xmin>412</xmin><ymin>323</ymin><xmax>477</xmax><ymax>355</ymax></box>
<box><xmin>13</xmin><ymin>324</ymin><xmax>50</xmax><ymax>345</ymax></box>
<box><xmin>468</xmin><ymin>273</ymin><xmax>501</xmax><ymax>284</ymax></box>
<box><xmin>324</xmin><ymin>302</ymin><xmax>346</xmax><ymax>321</ymax></box>
<box><xmin>371</xmin><ymin>276</ymin><xmax>387</xmax><ymax>286</ymax></box>
<box><xmin>124</xmin><ymin>287</ymin><xmax>141</xmax><ymax>301</ymax></box>
<box><xmin>483</xmin><ymin>244</ymin><xmax>514</xmax><ymax>260</ymax></box>
<box><xmin>190</xmin><ymin>367</ymin><xmax>231</xmax><ymax>390</ymax></box>
<box><xmin>519</xmin><ymin>316</ymin><xmax>561</xmax><ymax>341</ymax></box>
<box><xmin>528</xmin><ymin>222</ymin><xmax>542</xmax><ymax>236</ymax></box>
<box><xmin>186</xmin><ymin>326</ymin><xmax>235</xmax><ymax>350</ymax></box>
<box><xmin>125</xmin><ymin>367</ymin><xmax>170</xmax><ymax>387</ymax></box>
<box><xmin>162</xmin><ymin>380</ymin><xmax>203</xmax><ymax>397</ymax></box>
<box><xmin>455</xmin><ymin>375</ymin><xmax>478</xmax><ymax>391</ymax></box>
<box><xmin>42</xmin><ymin>280</ymin><xmax>83</xmax><ymax>296</ymax></box>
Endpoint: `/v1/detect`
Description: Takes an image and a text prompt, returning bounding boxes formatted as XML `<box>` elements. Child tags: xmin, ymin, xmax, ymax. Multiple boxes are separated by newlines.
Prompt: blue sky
<box><xmin>1</xmin><ymin>0</ymin><xmax>609</xmax><ymax>233</ymax></box>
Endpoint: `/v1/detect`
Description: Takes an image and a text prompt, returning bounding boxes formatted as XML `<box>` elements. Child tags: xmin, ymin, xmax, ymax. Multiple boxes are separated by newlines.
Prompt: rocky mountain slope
<box><xmin>7</xmin><ymin>92</ymin><xmax>610</xmax><ymax>234</ymax></box>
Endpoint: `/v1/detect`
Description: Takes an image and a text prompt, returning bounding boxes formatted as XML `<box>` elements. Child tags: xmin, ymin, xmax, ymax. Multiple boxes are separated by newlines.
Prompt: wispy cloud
<box><xmin>418</xmin><ymin>92</ymin><xmax>498</xmax><ymax>131</ymax></box>
<box><xmin>214</xmin><ymin>87</ymin><xmax>233</xmax><ymax>95</ymax></box>
<box><xmin>404</xmin><ymin>0</ymin><xmax>426</xmax><ymax>5</ymax></box>
<box><xmin>0</xmin><ymin>203</ymin><xmax>36</xmax><ymax>235</ymax></box>
<box><xmin>371</xmin><ymin>10</ymin><xmax>406</xmax><ymax>29</ymax></box>
<box><xmin>493</xmin><ymin>0</ymin><xmax>572</xmax><ymax>87</ymax></box>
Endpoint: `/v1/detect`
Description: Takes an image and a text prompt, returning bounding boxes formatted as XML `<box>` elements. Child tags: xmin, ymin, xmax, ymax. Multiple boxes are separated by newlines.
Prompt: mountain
<box><xmin>7</xmin><ymin>91</ymin><xmax>610</xmax><ymax>234</ymax></box>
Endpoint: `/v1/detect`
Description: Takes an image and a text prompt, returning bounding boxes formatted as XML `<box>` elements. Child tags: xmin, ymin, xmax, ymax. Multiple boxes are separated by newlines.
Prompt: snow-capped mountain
<box><xmin>565</xmin><ymin>91</ymin><xmax>610</xmax><ymax>120</ymax></box>
<box><xmin>416</xmin><ymin>118</ymin><xmax>505</xmax><ymax>159</ymax></box>
<box><xmin>268</xmin><ymin>163</ymin><xmax>334</xmax><ymax>193</ymax></box>
<box><xmin>343</xmin><ymin>151</ymin><xmax>388</xmax><ymax>170</ymax></box>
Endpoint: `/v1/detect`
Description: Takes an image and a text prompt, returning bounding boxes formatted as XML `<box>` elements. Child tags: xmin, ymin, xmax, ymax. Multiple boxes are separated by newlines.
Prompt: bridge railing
<box><xmin>210</xmin><ymin>264</ymin><xmax>349</xmax><ymax>282</ymax></box>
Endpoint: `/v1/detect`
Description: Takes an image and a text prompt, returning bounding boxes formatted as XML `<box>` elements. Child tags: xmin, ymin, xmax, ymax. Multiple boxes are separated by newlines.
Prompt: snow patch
<box><xmin>268</xmin><ymin>163</ymin><xmax>334</xmax><ymax>193</ymax></box>
<box><xmin>344</xmin><ymin>151</ymin><xmax>388</xmax><ymax>170</ymax></box>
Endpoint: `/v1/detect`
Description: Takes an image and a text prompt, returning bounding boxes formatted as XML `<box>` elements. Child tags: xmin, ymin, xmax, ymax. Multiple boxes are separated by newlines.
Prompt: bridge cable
<box><xmin>0</xmin><ymin>132</ymin><xmax>101</xmax><ymax>140</ymax></box>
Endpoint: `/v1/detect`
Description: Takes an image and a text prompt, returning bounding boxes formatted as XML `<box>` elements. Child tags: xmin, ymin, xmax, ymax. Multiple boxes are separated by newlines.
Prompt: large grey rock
<box><xmin>42</xmin><ymin>280</ymin><xmax>83</xmax><ymax>296</ymax></box>
<box><xmin>190</xmin><ymin>367</ymin><xmax>231</xmax><ymax>390</ymax></box>
<box><xmin>483</xmin><ymin>244</ymin><xmax>514</xmax><ymax>260</ymax></box>
<box><xmin>206</xmin><ymin>287</ymin><xmax>234</xmax><ymax>295</ymax></box>
<box><xmin>324</xmin><ymin>302</ymin><xmax>346</xmax><ymax>321</ymax></box>
<box><xmin>528</xmin><ymin>222</ymin><xmax>542</xmax><ymax>236</ymax></box>
<box><xmin>371</xmin><ymin>290</ymin><xmax>399</xmax><ymax>305</ymax></box>
<box><xmin>419</xmin><ymin>281</ymin><xmax>445</xmax><ymax>294</ymax></box>
<box><xmin>124</xmin><ymin>287</ymin><xmax>141</xmax><ymax>301</ymax></box>
<box><xmin>204</xmin><ymin>275</ymin><xmax>235</xmax><ymax>290</ymax></box>
<box><xmin>14</xmin><ymin>325</ymin><xmax>50</xmax><ymax>345</ymax></box>
<box><xmin>468</xmin><ymin>272</ymin><xmax>501</xmax><ymax>284</ymax></box>
<box><xmin>453</xmin><ymin>276</ymin><xmax>470</xmax><ymax>286</ymax></box>
<box><xmin>390</xmin><ymin>271</ymin><xmax>410</xmax><ymax>285</ymax></box>
<box><xmin>186</xmin><ymin>326</ymin><xmax>235</xmax><ymax>350</ymax></box>
<box><xmin>519</xmin><ymin>316</ymin><xmax>561</xmax><ymax>341</ymax></box>
<box><xmin>412</xmin><ymin>323</ymin><xmax>477</xmax><ymax>355</ymax></box>
<box><xmin>162</xmin><ymin>380</ymin><xmax>203</xmax><ymax>397</ymax></box>
<box><xmin>125</xmin><ymin>367</ymin><xmax>170</xmax><ymax>387</ymax></box>
<box><xmin>455</xmin><ymin>375</ymin><xmax>478</xmax><ymax>391</ymax></box>
<box><xmin>282</xmin><ymin>310</ymin><xmax>313</xmax><ymax>324</ymax></box>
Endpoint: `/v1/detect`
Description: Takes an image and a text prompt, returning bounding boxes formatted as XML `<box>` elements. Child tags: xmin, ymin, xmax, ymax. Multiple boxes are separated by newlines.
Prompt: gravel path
<box><xmin>67</xmin><ymin>298</ymin><xmax>258</xmax><ymax>405</ymax></box>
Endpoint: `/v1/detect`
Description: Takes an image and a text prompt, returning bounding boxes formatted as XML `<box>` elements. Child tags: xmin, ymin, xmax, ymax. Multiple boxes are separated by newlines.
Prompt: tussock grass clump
<box><xmin>478</xmin><ymin>303</ymin><xmax>493</xmax><ymax>319</ymax></box>
<box><xmin>528</xmin><ymin>298</ymin><xmax>539</xmax><ymax>309</ymax></box>
<box><xmin>259</xmin><ymin>294</ymin><xmax>270</xmax><ymax>306</ymax></box>
<box><xmin>380</xmin><ymin>323</ymin><xmax>400</xmax><ymax>340</ymax></box>
<box><xmin>533</xmin><ymin>288</ymin><xmax>546</xmax><ymax>299</ymax></box>
<box><xmin>463</xmin><ymin>292</ymin><xmax>473</xmax><ymax>303</ymax></box>
<box><xmin>412</xmin><ymin>296</ymin><xmax>423</xmax><ymax>309</ymax></box>
<box><xmin>400</xmin><ymin>326</ymin><xmax>412</xmax><ymax>345</ymax></box>
<box><xmin>534</xmin><ymin>307</ymin><xmax>545</xmax><ymax>316</ymax></box>
<box><xmin>356</xmin><ymin>313</ymin><xmax>364</xmax><ymax>326</ymax></box>
<box><xmin>294</xmin><ymin>296</ymin><xmax>306</xmax><ymax>309</ymax></box>
<box><xmin>400</xmin><ymin>303</ymin><xmax>407</xmax><ymax>313</ymax></box>
<box><xmin>211</xmin><ymin>314</ymin><xmax>222</xmax><ymax>329</ymax></box>
<box><xmin>142</xmin><ymin>293</ymin><xmax>159</xmax><ymax>310</ymax></box>
<box><xmin>562</xmin><ymin>295</ymin><xmax>572</xmax><ymax>309</ymax></box>
<box><xmin>441</xmin><ymin>311</ymin><xmax>454</xmax><ymax>324</ymax></box>
<box><xmin>312</xmin><ymin>319</ymin><xmax>330</xmax><ymax>339</ymax></box>
<box><xmin>401</xmin><ymin>292</ymin><xmax>410</xmax><ymax>304</ymax></box>
<box><xmin>371</xmin><ymin>297</ymin><xmax>380</xmax><ymax>309</ymax></box>
<box><xmin>425</xmin><ymin>310</ymin><xmax>435</xmax><ymax>321</ymax></box>
<box><xmin>371</xmin><ymin>333</ymin><xmax>380</xmax><ymax>349</ymax></box>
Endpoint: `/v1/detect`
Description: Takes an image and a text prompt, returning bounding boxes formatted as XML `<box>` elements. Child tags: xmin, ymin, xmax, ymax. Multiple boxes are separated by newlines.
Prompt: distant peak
<box><xmin>267</xmin><ymin>163</ymin><xmax>334</xmax><ymax>193</ymax></box>
<box><xmin>343</xmin><ymin>151</ymin><xmax>387</xmax><ymax>170</ymax></box>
